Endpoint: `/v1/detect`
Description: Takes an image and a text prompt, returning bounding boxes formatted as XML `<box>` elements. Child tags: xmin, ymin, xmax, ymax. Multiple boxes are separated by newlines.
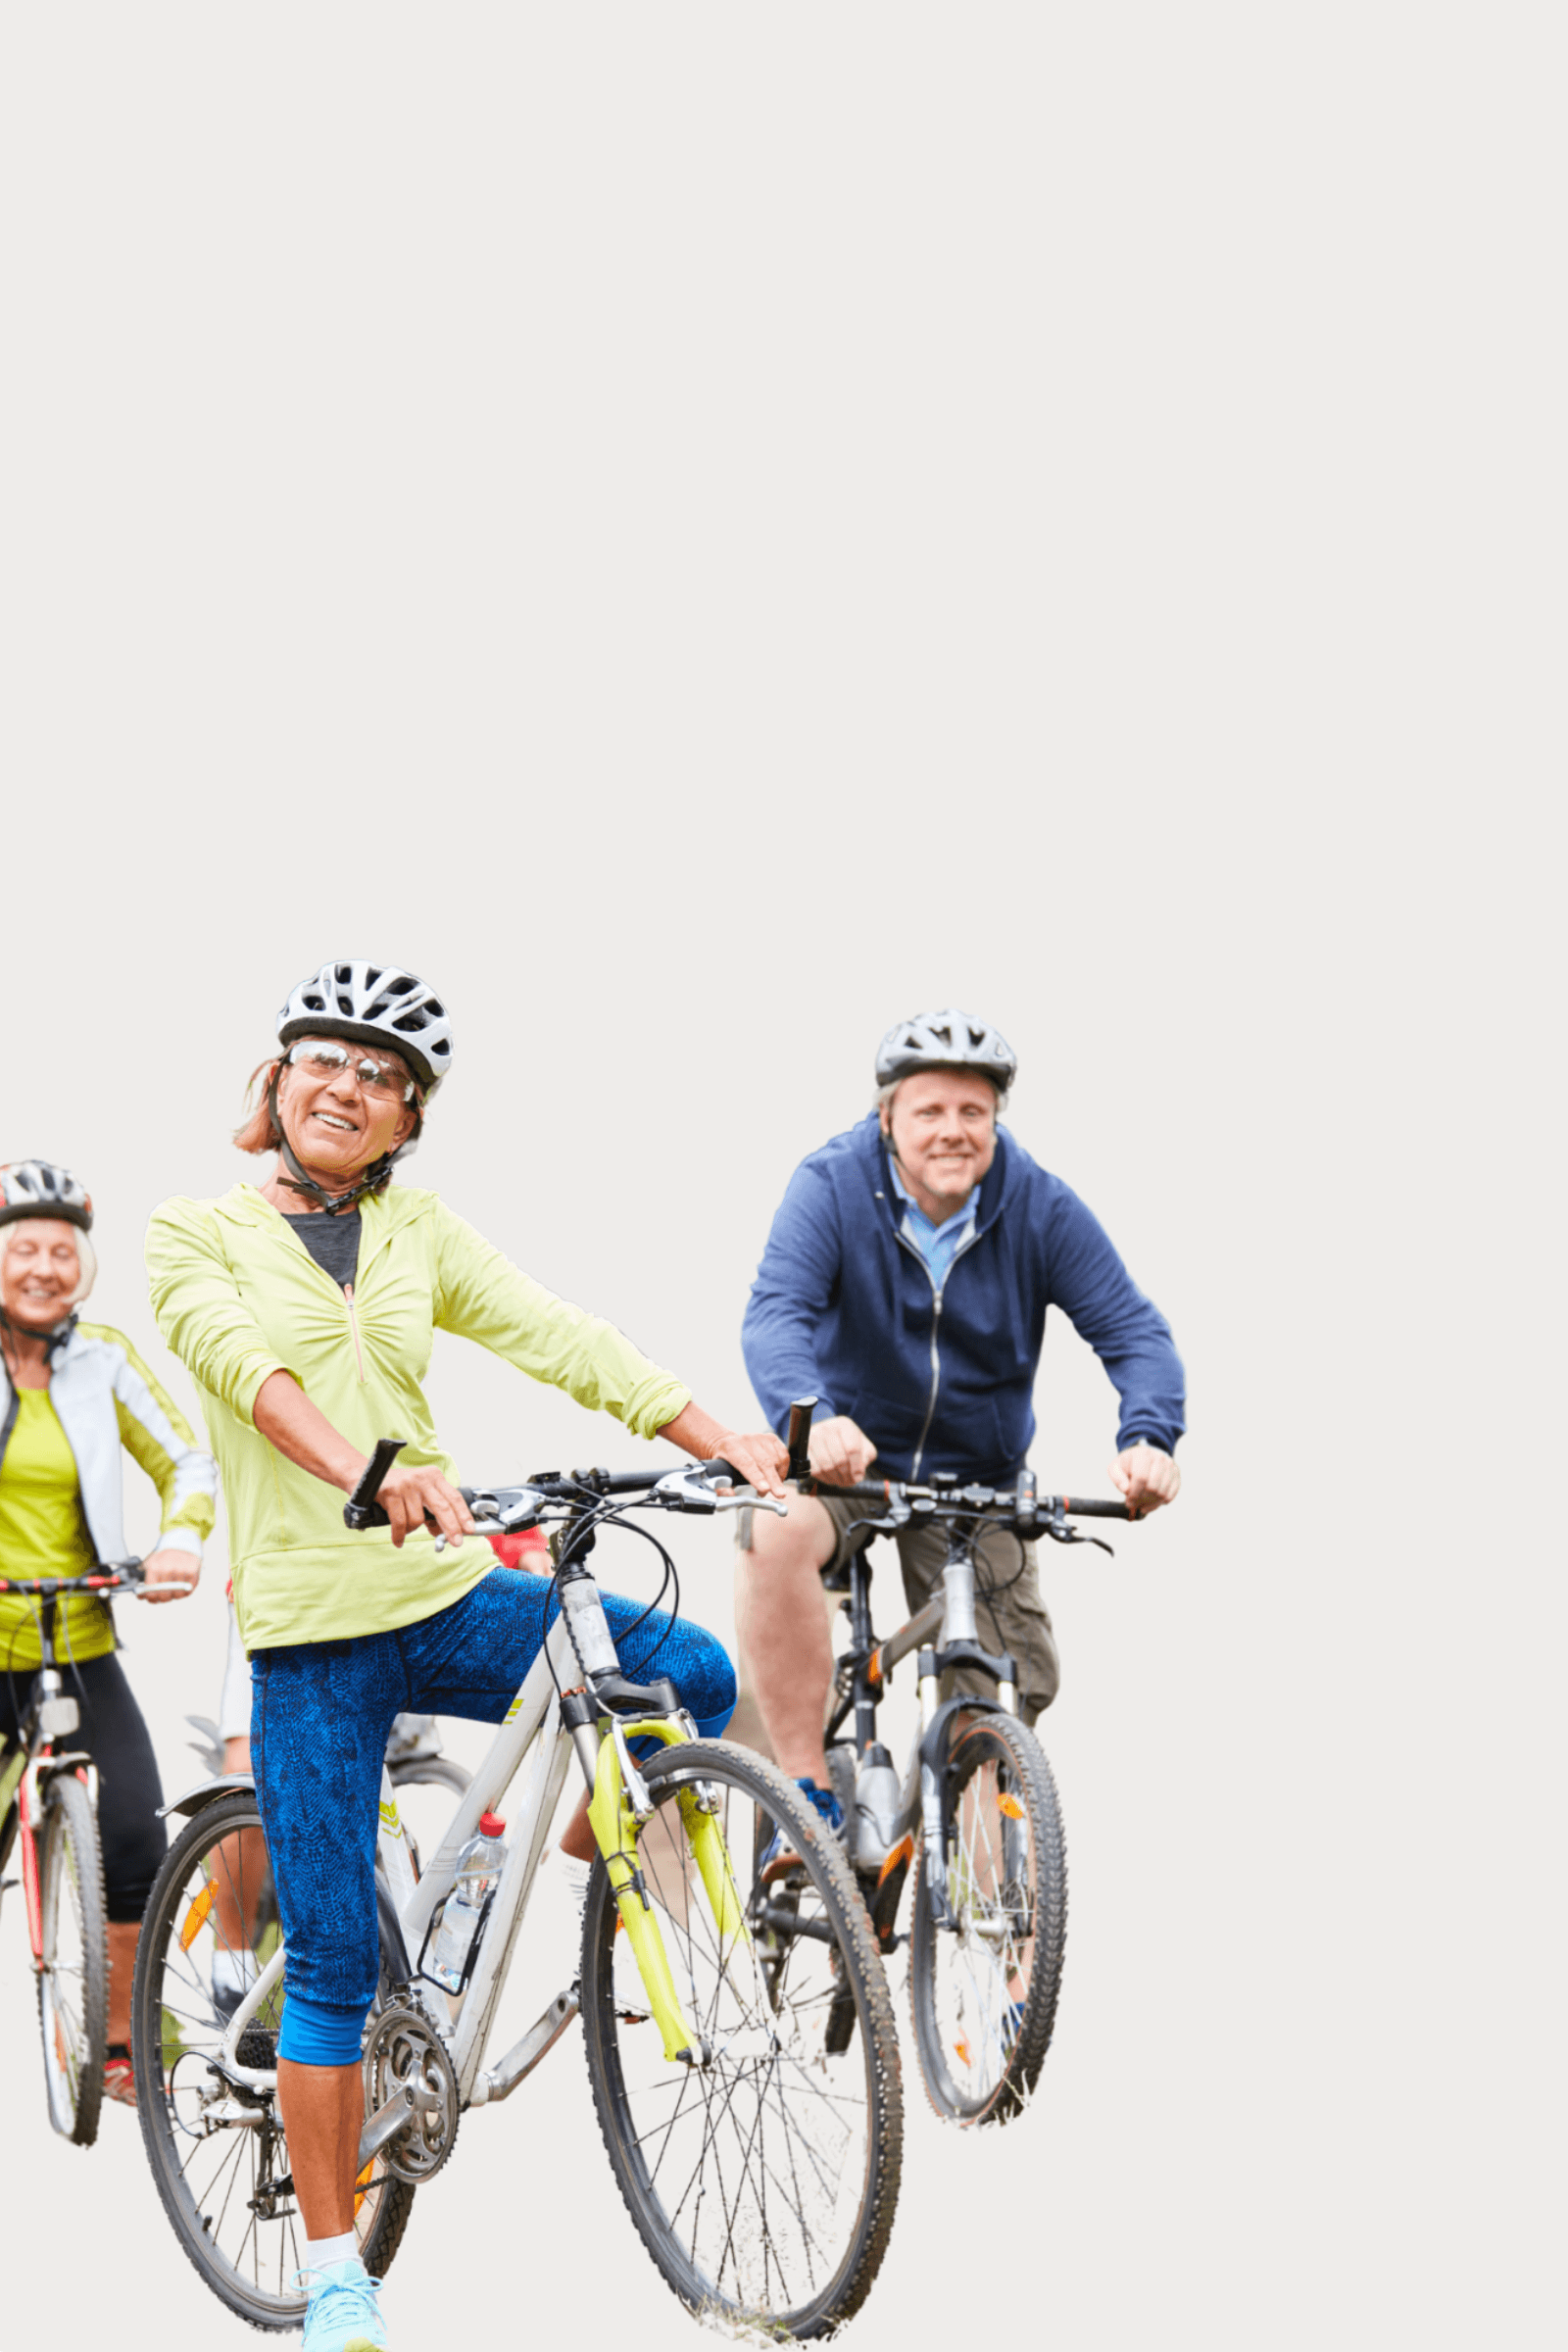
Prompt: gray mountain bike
<box><xmin>130</xmin><ymin>1450</ymin><xmax>902</xmax><ymax>2338</ymax></box>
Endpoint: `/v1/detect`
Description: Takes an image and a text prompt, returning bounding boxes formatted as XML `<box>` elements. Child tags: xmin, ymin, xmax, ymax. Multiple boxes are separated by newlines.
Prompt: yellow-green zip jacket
<box><xmin>144</xmin><ymin>1185</ymin><xmax>691</xmax><ymax>1651</ymax></box>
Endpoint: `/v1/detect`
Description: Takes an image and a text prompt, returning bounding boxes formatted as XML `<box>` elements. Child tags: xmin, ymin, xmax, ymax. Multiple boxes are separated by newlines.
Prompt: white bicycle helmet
<box><xmin>874</xmin><ymin>1009</ymin><xmax>1017</xmax><ymax>1092</ymax></box>
<box><xmin>0</xmin><ymin>1159</ymin><xmax>94</xmax><ymax>1232</ymax></box>
<box><xmin>276</xmin><ymin>959</ymin><xmax>454</xmax><ymax>1096</ymax></box>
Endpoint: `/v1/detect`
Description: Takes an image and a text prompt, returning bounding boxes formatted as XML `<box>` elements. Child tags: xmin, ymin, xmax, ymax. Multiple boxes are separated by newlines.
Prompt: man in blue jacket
<box><xmin>736</xmin><ymin>1008</ymin><xmax>1185</xmax><ymax>1842</ymax></box>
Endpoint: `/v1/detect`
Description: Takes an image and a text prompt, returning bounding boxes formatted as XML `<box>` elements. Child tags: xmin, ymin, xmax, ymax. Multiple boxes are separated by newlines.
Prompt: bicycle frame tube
<box><xmin>840</xmin><ymin>1531</ymin><xmax>1016</xmax><ymax>1872</ymax></box>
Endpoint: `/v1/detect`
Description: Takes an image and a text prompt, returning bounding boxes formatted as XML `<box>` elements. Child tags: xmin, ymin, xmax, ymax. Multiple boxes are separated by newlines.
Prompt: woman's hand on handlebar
<box><xmin>807</xmin><ymin>1415</ymin><xmax>878</xmax><ymax>1486</ymax></box>
<box><xmin>657</xmin><ymin>1401</ymin><xmax>789</xmax><ymax>1499</ymax></box>
<box><xmin>375</xmin><ymin>1462</ymin><xmax>477</xmax><ymax>1549</ymax></box>
<box><xmin>141</xmin><ymin>1547</ymin><xmax>202</xmax><ymax>1603</ymax></box>
<box><xmin>1109</xmin><ymin>1441</ymin><xmax>1181</xmax><ymax>1518</ymax></box>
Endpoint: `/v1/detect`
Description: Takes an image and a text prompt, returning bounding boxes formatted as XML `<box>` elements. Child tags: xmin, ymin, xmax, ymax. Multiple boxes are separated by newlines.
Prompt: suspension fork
<box><xmin>553</xmin><ymin>1537</ymin><xmax>749</xmax><ymax>2068</ymax></box>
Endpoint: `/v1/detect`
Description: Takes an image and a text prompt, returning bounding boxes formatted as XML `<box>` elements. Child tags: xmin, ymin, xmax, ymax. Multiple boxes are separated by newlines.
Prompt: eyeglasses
<box><xmin>287</xmin><ymin>1042</ymin><xmax>417</xmax><ymax>1102</ymax></box>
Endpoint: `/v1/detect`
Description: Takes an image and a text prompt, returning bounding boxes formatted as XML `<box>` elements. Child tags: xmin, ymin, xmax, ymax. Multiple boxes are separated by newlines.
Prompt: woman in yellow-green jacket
<box><xmin>146</xmin><ymin>959</ymin><xmax>786</xmax><ymax>2352</ymax></box>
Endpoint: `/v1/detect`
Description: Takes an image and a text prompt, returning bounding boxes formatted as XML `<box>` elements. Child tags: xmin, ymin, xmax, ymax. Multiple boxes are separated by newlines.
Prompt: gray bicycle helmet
<box><xmin>277</xmin><ymin>959</ymin><xmax>454</xmax><ymax>1096</ymax></box>
<box><xmin>874</xmin><ymin>1009</ymin><xmax>1017</xmax><ymax>1092</ymax></box>
<box><xmin>0</xmin><ymin>1159</ymin><xmax>94</xmax><ymax>1232</ymax></box>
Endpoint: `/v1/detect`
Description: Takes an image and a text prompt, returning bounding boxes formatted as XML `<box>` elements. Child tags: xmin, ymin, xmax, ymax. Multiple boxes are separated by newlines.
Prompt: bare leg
<box><xmin>559</xmin><ymin>1789</ymin><xmax>596</xmax><ymax>1863</ymax></box>
<box><xmin>276</xmin><ymin>2060</ymin><xmax>365</xmax><ymax>2237</ymax></box>
<box><xmin>733</xmin><ymin>1494</ymin><xmax>839</xmax><ymax>1786</ymax></box>
<box><xmin>107</xmin><ymin>1920</ymin><xmax>138</xmax><ymax>2044</ymax></box>
<box><xmin>212</xmin><ymin>1736</ymin><xmax>267</xmax><ymax>1957</ymax></box>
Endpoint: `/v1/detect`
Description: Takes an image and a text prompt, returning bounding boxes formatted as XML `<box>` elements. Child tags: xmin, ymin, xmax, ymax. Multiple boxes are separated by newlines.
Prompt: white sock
<box><xmin>305</xmin><ymin>2233</ymin><xmax>360</xmax><ymax>2274</ymax></box>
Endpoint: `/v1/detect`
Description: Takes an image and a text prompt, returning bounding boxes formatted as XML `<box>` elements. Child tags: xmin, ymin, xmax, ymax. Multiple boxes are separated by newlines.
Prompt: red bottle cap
<box><xmin>479</xmin><ymin>1812</ymin><xmax>507</xmax><ymax>1838</ymax></box>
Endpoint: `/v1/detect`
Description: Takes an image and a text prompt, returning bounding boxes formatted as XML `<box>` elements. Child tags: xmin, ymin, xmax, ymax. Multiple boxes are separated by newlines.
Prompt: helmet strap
<box><xmin>0</xmin><ymin>1300</ymin><xmax>77</xmax><ymax>1366</ymax></box>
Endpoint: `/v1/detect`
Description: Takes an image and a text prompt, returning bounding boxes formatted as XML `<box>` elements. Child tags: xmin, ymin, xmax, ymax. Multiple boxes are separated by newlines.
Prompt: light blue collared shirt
<box><xmin>887</xmin><ymin>1157</ymin><xmax>977</xmax><ymax>1291</ymax></box>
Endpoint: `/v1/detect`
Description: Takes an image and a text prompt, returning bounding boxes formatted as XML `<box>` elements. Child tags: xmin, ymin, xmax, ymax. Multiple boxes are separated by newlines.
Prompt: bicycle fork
<box><xmin>566</xmin><ymin>1705</ymin><xmax>749</xmax><ymax>2067</ymax></box>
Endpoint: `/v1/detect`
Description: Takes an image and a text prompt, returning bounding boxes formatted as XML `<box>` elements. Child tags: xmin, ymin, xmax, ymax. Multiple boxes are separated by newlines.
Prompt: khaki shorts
<box><xmin>738</xmin><ymin>1486</ymin><xmax>1060</xmax><ymax>1726</ymax></box>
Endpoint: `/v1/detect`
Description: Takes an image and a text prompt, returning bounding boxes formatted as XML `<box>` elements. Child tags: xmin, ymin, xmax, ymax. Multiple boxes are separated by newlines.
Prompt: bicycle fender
<box><xmin>157</xmin><ymin>1772</ymin><xmax>256</xmax><ymax>1821</ymax></box>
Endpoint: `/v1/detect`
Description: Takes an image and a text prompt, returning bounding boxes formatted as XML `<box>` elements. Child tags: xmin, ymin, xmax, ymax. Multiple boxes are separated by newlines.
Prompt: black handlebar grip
<box><xmin>705</xmin><ymin>1458</ymin><xmax>741</xmax><ymax>1488</ymax></box>
<box><xmin>344</xmin><ymin>1437</ymin><xmax>407</xmax><ymax>1531</ymax></box>
<box><xmin>785</xmin><ymin>1397</ymin><xmax>817</xmax><ymax>1485</ymax></box>
<box><xmin>1061</xmin><ymin>1496</ymin><xmax>1133</xmax><ymax>1519</ymax></box>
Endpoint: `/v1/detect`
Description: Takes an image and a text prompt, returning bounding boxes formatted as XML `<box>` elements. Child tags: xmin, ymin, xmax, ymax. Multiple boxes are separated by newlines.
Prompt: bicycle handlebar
<box><xmin>0</xmin><ymin>1561</ymin><xmax>146</xmax><ymax>1598</ymax></box>
<box><xmin>805</xmin><ymin>1476</ymin><xmax>1133</xmax><ymax>1524</ymax></box>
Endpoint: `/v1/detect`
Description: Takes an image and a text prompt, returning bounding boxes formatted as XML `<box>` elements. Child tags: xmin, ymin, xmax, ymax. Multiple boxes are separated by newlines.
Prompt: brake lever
<box><xmin>432</xmin><ymin>1486</ymin><xmax>545</xmax><ymax>1553</ymax></box>
<box><xmin>1040</xmin><ymin>1512</ymin><xmax>1116</xmax><ymax>1557</ymax></box>
<box><xmin>649</xmin><ymin>1467</ymin><xmax>788</xmax><ymax>1517</ymax></box>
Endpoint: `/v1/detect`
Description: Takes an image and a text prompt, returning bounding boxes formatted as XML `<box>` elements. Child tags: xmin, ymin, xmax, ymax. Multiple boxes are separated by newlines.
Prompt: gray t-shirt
<box><xmin>283</xmin><ymin>1210</ymin><xmax>362</xmax><ymax>1291</ymax></box>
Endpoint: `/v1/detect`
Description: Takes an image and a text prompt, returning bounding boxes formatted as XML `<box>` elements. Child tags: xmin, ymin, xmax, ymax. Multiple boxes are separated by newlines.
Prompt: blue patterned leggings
<box><xmin>251</xmin><ymin>1568</ymin><xmax>736</xmax><ymax>2061</ymax></box>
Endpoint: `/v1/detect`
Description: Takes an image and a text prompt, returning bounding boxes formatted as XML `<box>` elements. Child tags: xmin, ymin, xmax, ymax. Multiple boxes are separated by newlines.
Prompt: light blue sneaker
<box><xmin>295</xmin><ymin>2260</ymin><xmax>388</xmax><ymax>2351</ymax></box>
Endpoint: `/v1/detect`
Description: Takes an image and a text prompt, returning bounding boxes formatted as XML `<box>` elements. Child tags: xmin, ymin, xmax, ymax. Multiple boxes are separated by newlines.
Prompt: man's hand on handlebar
<box><xmin>806</xmin><ymin>1415</ymin><xmax>878</xmax><ymax>1486</ymax></box>
<box><xmin>140</xmin><ymin>1547</ymin><xmax>202</xmax><ymax>1603</ymax></box>
<box><xmin>1109</xmin><ymin>1442</ymin><xmax>1181</xmax><ymax>1519</ymax></box>
<box><xmin>375</xmin><ymin>1462</ymin><xmax>477</xmax><ymax>1549</ymax></box>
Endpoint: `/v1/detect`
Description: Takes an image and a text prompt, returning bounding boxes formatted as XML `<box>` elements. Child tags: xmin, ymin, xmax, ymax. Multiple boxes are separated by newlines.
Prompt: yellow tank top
<box><xmin>0</xmin><ymin>1388</ymin><xmax>110</xmax><ymax>1673</ymax></box>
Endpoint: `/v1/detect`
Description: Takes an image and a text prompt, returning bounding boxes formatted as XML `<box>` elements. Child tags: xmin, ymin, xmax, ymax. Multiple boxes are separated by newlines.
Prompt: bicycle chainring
<box><xmin>363</xmin><ymin>2002</ymin><xmax>460</xmax><ymax>2184</ymax></box>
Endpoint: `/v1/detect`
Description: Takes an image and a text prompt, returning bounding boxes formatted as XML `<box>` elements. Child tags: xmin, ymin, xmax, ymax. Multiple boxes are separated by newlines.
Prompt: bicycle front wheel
<box><xmin>130</xmin><ymin>1791</ymin><xmax>416</xmax><ymax>2330</ymax></box>
<box><xmin>581</xmin><ymin>1739</ymin><xmax>903</xmax><ymax>2337</ymax></box>
<box><xmin>36</xmin><ymin>1771</ymin><xmax>108</xmax><ymax>2145</ymax></box>
<box><xmin>908</xmin><ymin>1710</ymin><xmax>1067</xmax><ymax>2126</ymax></box>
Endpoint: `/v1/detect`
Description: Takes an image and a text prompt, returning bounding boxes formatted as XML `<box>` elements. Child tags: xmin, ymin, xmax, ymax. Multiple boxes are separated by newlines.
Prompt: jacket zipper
<box><xmin>897</xmin><ymin>1224</ymin><xmax>982</xmax><ymax>1481</ymax></box>
<box><xmin>344</xmin><ymin>1284</ymin><xmax>367</xmax><ymax>1386</ymax></box>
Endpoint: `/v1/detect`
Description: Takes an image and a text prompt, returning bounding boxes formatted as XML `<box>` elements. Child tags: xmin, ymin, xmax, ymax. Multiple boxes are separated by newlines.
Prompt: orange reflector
<box><xmin>997</xmin><ymin>1793</ymin><xmax>1025</xmax><ymax>1821</ymax></box>
<box><xmin>354</xmin><ymin>2159</ymin><xmax>374</xmax><ymax>2218</ymax></box>
<box><xmin>954</xmin><ymin>2034</ymin><xmax>972</xmax><ymax>2069</ymax></box>
<box><xmin>877</xmin><ymin>1835</ymin><xmax>914</xmax><ymax>1889</ymax></box>
<box><xmin>179</xmin><ymin>1880</ymin><xmax>217</xmax><ymax>1952</ymax></box>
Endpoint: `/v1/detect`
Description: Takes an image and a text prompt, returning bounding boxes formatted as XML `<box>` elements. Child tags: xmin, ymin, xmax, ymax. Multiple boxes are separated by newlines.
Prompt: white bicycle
<box><xmin>129</xmin><ymin>1450</ymin><xmax>903</xmax><ymax>2338</ymax></box>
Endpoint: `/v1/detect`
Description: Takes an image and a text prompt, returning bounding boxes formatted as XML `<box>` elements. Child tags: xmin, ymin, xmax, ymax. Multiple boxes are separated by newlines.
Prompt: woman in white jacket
<box><xmin>0</xmin><ymin>1160</ymin><xmax>216</xmax><ymax>2103</ymax></box>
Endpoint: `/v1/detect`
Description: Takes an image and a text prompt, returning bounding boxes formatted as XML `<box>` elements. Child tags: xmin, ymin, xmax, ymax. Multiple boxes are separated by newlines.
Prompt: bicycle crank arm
<box><xmin>356</xmin><ymin>2077</ymin><xmax>444</xmax><ymax>2170</ymax></box>
<box><xmin>469</xmin><ymin>1988</ymin><xmax>579</xmax><ymax>2107</ymax></box>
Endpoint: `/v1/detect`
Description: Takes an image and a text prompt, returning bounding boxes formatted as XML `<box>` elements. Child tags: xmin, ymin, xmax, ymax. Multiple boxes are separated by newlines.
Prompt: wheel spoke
<box><xmin>584</xmin><ymin>1750</ymin><xmax>899</xmax><ymax>2330</ymax></box>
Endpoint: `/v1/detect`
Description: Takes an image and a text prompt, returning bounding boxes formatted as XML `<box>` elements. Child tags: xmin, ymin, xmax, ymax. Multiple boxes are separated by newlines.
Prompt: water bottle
<box><xmin>852</xmin><ymin>1744</ymin><xmax>903</xmax><ymax>1871</ymax></box>
<box><xmin>426</xmin><ymin>1812</ymin><xmax>507</xmax><ymax>1992</ymax></box>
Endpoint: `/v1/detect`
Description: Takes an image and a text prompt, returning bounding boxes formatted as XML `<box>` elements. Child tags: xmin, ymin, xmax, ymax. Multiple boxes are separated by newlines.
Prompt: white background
<box><xmin>0</xmin><ymin>8</ymin><xmax>1559</xmax><ymax>2348</ymax></box>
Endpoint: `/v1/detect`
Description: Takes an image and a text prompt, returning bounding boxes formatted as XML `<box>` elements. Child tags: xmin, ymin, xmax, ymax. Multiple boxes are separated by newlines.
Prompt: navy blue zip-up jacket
<box><xmin>742</xmin><ymin>1115</ymin><xmax>1184</xmax><ymax>1484</ymax></box>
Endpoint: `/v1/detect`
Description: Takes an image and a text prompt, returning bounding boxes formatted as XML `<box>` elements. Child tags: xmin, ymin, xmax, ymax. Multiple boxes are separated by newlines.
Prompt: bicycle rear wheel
<box><xmin>388</xmin><ymin>1751</ymin><xmax>470</xmax><ymax>1881</ymax></box>
<box><xmin>130</xmin><ymin>1791</ymin><xmax>416</xmax><ymax>2330</ymax></box>
<box><xmin>908</xmin><ymin>1711</ymin><xmax>1067</xmax><ymax>2126</ymax></box>
<box><xmin>36</xmin><ymin>1771</ymin><xmax>108</xmax><ymax>2145</ymax></box>
<box><xmin>581</xmin><ymin>1740</ymin><xmax>903</xmax><ymax>2337</ymax></box>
